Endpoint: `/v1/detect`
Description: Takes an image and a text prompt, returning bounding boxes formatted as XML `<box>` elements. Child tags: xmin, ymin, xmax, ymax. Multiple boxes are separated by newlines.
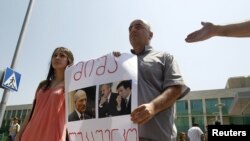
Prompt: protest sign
<box><xmin>65</xmin><ymin>53</ymin><xmax>138</xmax><ymax>141</ymax></box>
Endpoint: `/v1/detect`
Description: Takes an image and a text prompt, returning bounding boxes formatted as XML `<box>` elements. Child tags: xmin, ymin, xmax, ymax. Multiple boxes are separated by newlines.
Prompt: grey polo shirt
<box><xmin>132</xmin><ymin>45</ymin><xmax>190</xmax><ymax>141</ymax></box>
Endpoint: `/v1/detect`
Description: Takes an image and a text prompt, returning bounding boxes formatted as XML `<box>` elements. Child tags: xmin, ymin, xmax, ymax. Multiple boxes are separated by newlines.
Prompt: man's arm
<box><xmin>185</xmin><ymin>21</ymin><xmax>250</xmax><ymax>43</ymax></box>
<box><xmin>131</xmin><ymin>85</ymin><xmax>181</xmax><ymax>125</ymax></box>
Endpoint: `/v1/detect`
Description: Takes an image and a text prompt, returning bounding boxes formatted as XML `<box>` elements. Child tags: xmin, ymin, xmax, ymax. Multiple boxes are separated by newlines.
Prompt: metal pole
<box><xmin>218</xmin><ymin>106</ymin><xmax>223</xmax><ymax>124</ymax></box>
<box><xmin>215</xmin><ymin>103</ymin><xmax>225</xmax><ymax>125</ymax></box>
<box><xmin>0</xmin><ymin>0</ymin><xmax>34</xmax><ymax>127</ymax></box>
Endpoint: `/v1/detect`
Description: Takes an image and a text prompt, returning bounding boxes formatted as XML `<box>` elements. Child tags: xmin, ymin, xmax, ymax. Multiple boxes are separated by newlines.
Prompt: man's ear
<box><xmin>149</xmin><ymin>31</ymin><xmax>153</xmax><ymax>40</ymax></box>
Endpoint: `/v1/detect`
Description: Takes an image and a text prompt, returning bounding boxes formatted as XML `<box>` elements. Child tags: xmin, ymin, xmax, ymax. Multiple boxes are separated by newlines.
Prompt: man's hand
<box><xmin>131</xmin><ymin>103</ymin><xmax>155</xmax><ymax>125</ymax></box>
<box><xmin>113</xmin><ymin>51</ymin><xmax>121</xmax><ymax>57</ymax></box>
<box><xmin>116</xmin><ymin>95</ymin><xmax>122</xmax><ymax>106</ymax></box>
<box><xmin>185</xmin><ymin>22</ymin><xmax>216</xmax><ymax>43</ymax></box>
<box><xmin>99</xmin><ymin>96</ymin><xmax>107</xmax><ymax>106</ymax></box>
<box><xmin>116</xmin><ymin>95</ymin><xmax>122</xmax><ymax>111</ymax></box>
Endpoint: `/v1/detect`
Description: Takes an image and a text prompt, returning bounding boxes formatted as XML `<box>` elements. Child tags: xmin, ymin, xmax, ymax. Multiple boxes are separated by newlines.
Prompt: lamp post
<box><xmin>215</xmin><ymin>103</ymin><xmax>225</xmax><ymax>125</ymax></box>
<box><xmin>212</xmin><ymin>112</ymin><xmax>219</xmax><ymax>121</ymax></box>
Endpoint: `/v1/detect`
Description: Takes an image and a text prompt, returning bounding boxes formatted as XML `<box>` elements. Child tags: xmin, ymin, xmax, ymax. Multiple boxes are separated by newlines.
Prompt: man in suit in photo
<box><xmin>116</xmin><ymin>80</ymin><xmax>132</xmax><ymax>115</ymax></box>
<box><xmin>98</xmin><ymin>83</ymin><xmax>119</xmax><ymax>118</ymax></box>
<box><xmin>68</xmin><ymin>89</ymin><xmax>91</xmax><ymax>121</ymax></box>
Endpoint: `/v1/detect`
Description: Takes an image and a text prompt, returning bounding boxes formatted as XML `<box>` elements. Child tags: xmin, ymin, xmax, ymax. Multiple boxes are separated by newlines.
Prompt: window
<box><xmin>6</xmin><ymin>111</ymin><xmax>12</xmax><ymax>119</ymax></box>
<box><xmin>11</xmin><ymin>110</ymin><xmax>17</xmax><ymax>118</ymax></box>
<box><xmin>17</xmin><ymin>110</ymin><xmax>22</xmax><ymax>118</ymax></box>
<box><xmin>175</xmin><ymin>117</ymin><xmax>189</xmax><ymax>132</ymax></box>
<box><xmin>191</xmin><ymin>100</ymin><xmax>203</xmax><ymax>115</ymax></box>
<box><xmin>176</xmin><ymin>100</ymin><xmax>188</xmax><ymax>115</ymax></box>
<box><xmin>220</xmin><ymin>97</ymin><xmax>233</xmax><ymax>115</ymax></box>
<box><xmin>205</xmin><ymin>99</ymin><xmax>218</xmax><ymax>115</ymax></box>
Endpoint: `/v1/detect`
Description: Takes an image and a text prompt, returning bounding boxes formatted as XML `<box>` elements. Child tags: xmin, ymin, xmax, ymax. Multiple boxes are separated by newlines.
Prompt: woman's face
<box><xmin>52</xmin><ymin>49</ymin><xmax>69</xmax><ymax>70</ymax></box>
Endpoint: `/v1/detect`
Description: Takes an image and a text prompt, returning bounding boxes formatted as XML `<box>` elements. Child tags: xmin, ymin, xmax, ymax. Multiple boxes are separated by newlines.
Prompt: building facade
<box><xmin>176</xmin><ymin>76</ymin><xmax>250</xmax><ymax>134</ymax></box>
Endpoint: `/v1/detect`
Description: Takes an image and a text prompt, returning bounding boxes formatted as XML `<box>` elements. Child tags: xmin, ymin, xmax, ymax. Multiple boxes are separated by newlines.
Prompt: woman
<box><xmin>15</xmin><ymin>47</ymin><xmax>74</xmax><ymax>141</ymax></box>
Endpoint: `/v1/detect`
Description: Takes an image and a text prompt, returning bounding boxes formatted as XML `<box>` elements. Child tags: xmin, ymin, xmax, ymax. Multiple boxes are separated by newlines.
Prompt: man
<box><xmin>185</xmin><ymin>20</ymin><xmax>250</xmax><ymax>43</ymax></box>
<box><xmin>68</xmin><ymin>89</ymin><xmax>91</xmax><ymax>121</ymax></box>
<box><xmin>115</xmin><ymin>19</ymin><xmax>190</xmax><ymax>141</ymax></box>
<box><xmin>116</xmin><ymin>80</ymin><xmax>132</xmax><ymax>115</ymax></box>
<box><xmin>98</xmin><ymin>83</ymin><xmax>119</xmax><ymax>118</ymax></box>
<box><xmin>188</xmin><ymin>123</ymin><xmax>204</xmax><ymax>141</ymax></box>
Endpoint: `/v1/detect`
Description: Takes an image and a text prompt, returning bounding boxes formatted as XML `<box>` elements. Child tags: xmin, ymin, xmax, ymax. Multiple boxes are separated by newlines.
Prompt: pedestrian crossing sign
<box><xmin>1</xmin><ymin>67</ymin><xmax>21</xmax><ymax>92</ymax></box>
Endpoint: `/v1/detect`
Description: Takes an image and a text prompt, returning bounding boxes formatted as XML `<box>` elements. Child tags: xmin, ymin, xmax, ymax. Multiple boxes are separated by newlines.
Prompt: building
<box><xmin>0</xmin><ymin>104</ymin><xmax>32</xmax><ymax>136</ymax></box>
<box><xmin>175</xmin><ymin>76</ymin><xmax>250</xmax><ymax>133</ymax></box>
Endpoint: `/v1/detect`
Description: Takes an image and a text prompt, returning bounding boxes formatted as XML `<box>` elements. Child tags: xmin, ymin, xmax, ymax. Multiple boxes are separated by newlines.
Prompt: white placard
<box><xmin>65</xmin><ymin>53</ymin><xmax>138</xmax><ymax>141</ymax></box>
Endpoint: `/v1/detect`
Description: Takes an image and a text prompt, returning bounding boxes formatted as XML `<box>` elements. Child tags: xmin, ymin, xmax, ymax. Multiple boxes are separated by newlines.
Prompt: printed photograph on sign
<box><xmin>98</xmin><ymin>80</ymin><xmax>132</xmax><ymax>118</ymax></box>
<box><xmin>68</xmin><ymin>86</ymin><xmax>96</xmax><ymax>122</ymax></box>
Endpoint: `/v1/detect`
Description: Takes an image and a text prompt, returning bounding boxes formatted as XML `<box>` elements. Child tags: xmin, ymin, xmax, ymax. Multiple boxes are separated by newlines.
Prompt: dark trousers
<box><xmin>8</xmin><ymin>135</ymin><xmax>13</xmax><ymax>141</ymax></box>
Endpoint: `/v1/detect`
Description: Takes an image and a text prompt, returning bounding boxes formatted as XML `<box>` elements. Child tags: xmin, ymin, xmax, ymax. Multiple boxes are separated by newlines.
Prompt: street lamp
<box><xmin>212</xmin><ymin>112</ymin><xmax>219</xmax><ymax>121</ymax></box>
<box><xmin>215</xmin><ymin>103</ymin><xmax>225</xmax><ymax>125</ymax></box>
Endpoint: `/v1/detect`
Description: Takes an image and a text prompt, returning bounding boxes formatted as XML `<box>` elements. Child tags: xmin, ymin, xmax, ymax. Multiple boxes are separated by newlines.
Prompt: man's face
<box><xmin>101</xmin><ymin>84</ymin><xmax>111</xmax><ymax>98</ymax></box>
<box><xmin>75</xmin><ymin>91</ymin><xmax>87</xmax><ymax>114</ymax></box>
<box><xmin>129</xmin><ymin>20</ymin><xmax>152</xmax><ymax>53</ymax></box>
<box><xmin>117</xmin><ymin>86</ymin><xmax>130</xmax><ymax>99</ymax></box>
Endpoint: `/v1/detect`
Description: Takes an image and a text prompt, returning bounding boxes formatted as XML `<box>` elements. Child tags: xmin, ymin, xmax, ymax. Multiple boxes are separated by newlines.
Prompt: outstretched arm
<box><xmin>185</xmin><ymin>21</ymin><xmax>250</xmax><ymax>43</ymax></box>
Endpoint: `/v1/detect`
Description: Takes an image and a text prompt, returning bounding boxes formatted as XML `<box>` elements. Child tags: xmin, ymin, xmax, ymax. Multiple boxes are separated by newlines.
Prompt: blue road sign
<box><xmin>1</xmin><ymin>67</ymin><xmax>21</xmax><ymax>92</ymax></box>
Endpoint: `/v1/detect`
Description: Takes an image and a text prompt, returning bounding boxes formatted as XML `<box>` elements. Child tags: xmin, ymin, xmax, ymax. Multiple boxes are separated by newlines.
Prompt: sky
<box><xmin>1</xmin><ymin>0</ymin><xmax>250</xmax><ymax>106</ymax></box>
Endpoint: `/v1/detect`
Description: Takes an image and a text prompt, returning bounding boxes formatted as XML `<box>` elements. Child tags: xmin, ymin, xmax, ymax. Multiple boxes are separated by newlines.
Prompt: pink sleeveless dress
<box><xmin>21</xmin><ymin>86</ymin><xmax>66</xmax><ymax>141</ymax></box>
